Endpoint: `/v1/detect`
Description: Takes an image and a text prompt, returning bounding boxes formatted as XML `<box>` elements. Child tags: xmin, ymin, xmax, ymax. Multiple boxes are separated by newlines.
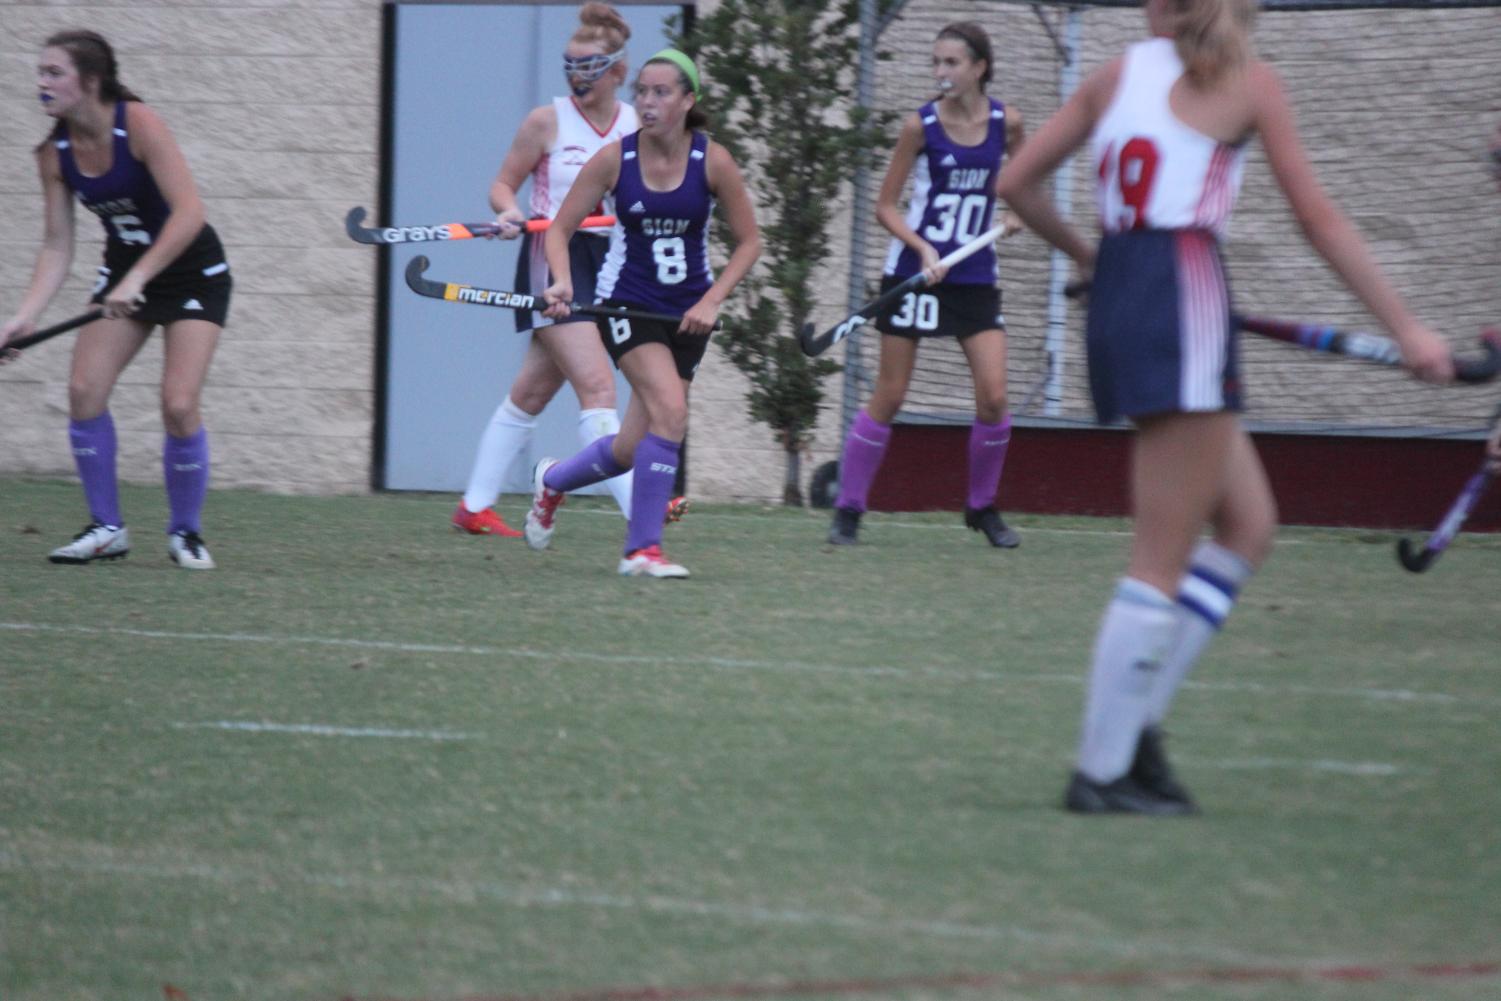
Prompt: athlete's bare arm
<box><xmin>490</xmin><ymin>104</ymin><xmax>558</xmax><ymax>237</ymax></box>
<box><xmin>541</xmin><ymin>141</ymin><xmax>622</xmax><ymax>317</ymax></box>
<box><xmin>1</xmin><ymin>145</ymin><xmax>78</xmax><ymax>350</ymax></box>
<box><xmin>994</xmin><ymin>57</ymin><xmax>1120</xmax><ymax>274</ymax></box>
<box><xmin>681</xmin><ymin>141</ymin><xmax>761</xmax><ymax>335</ymax></box>
<box><xmin>1250</xmin><ymin>62</ymin><xmax>1450</xmax><ymax>381</ymax></box>
<box><xmin>111</xmin><ymin>103</ymin><xmax>207</xmax><ymax>315</ymax></box>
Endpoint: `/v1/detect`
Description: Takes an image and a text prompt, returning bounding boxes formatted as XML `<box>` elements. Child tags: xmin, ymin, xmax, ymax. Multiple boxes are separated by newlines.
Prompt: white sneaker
<box><xmin>523</xmin><ymin>458</ymin><xmax>565</xmax><ymax>550</ymax></box>
<box><xmin>168</xmin><ymin>530</ymin><xmax>216</xmax><ymax>570</ymax></box>
<box><xmin>618</xmin><ymin>544</ymin><xmax>689</xmax><ymax>579</ymax></box>
<box><xmin>49</xmin><ymin>523</ymin><xmax>130</xmax><ymax>564</ymax></box>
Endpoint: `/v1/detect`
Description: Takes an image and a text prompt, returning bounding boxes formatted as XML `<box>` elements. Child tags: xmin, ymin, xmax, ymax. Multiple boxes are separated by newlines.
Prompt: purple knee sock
<box><xmin>543</xmin><ymin>434</ymin><xmax>629</xmax><ymax>493</ymax></box>
<box><xmin>623</xmin><ymin>433</ymin><xmax>679</xmax><ymax>555</ymax></box>
<box><xmin>69</xmin><ymin>412</ymin><xmax>122</xmax><ymax>527</ymax></box>
<box><xmin>164</xmin><ymin>427</ymin><xmax>210</xmax><ymax>534</ymax></box>
<box><xmin>966</xmin><ymin>415</ymin><xmax>1011</xmax><ymax>511</ymax></box>
<box><xmin>834</xmin><ymin>410</ymin><xmax>891</xmax><ymax>513</ymax></box>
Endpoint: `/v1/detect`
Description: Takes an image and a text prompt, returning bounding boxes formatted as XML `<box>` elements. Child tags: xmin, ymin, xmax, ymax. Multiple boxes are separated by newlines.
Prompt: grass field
<box><xmin>2</xmin><ymin>476</ymin><xmax>1499</xmax><ymax>1001</ymax></box>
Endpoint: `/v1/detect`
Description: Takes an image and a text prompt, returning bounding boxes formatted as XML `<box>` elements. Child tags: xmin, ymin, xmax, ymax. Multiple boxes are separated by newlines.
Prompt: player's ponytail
<box><xmin>37</xmin><ymin>30</ymin><xmax>143</xmax><ymax>149</ymax></box>
<box><xmin>573</xmin><ymin>2</ymin><xmax>630</xmax><ymax>54</ymax></box>
<box><xmin>1170</xmin><ymin>0</ymin><xmax>1256</xmax><ymax>84</ymax></box>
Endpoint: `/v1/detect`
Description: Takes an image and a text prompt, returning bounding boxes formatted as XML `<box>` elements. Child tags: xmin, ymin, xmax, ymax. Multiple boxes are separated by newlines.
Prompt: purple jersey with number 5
<box><xmin>595</xmin><ymin>130</ymin><xmax>714</xmax><ymax>313</ymax></box>
<box><xmin>884</xmin><ymin>99</ymin><xmax>1006</xmax><ymax>286</ymax></box>
<box><xmin>55</xmin><ymin>100</ymin><xmax>225</xmax><ymax>281</ymax></box>
<box><xmin>56</xmin><ymin>101</ymin><xmax>173</xmax><ymax>247</ymax></box>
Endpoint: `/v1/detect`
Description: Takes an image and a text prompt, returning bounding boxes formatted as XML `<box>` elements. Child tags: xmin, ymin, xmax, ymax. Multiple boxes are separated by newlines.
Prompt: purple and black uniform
<box><xmin>594</xmin><ymin>130</ymin><xmax>714</xmax><ymax>379</ymax></box>
<box><xmin>56</xmin><ymin>100</ymin><xmax>230</xmax><ymax>327</ymax></box>
<box><xmin>876</xmin><ymin>99</ymin><xmax>1007</xmax><ymax>340</ymax></box>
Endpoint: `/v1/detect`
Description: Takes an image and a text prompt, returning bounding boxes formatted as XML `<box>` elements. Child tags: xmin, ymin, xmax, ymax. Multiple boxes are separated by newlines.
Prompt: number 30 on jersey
<box><xmin>890</xmin><ymin>291</ymin><xmax>938</xmax><ymax>331</ymax></box>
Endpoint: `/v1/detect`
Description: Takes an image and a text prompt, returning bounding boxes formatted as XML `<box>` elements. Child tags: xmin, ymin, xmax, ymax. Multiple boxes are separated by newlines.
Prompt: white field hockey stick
<box><xmin>345</xmin><ymin>206</ymin><xmax>614</xmax><ymax>245</ymax></box>
<box><xmin>799</xmin><ymin>223</ymin><xmax>1008</xmax><ymax>357</ymax></box>
<box><xmin>404</xmin><ymin>255</ymin><xmax>719</xmax><ymax>328</ymax></box>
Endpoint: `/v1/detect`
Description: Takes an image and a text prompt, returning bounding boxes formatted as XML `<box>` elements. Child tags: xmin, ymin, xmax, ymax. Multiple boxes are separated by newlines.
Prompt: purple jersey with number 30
<box><xmin>595</xmin><ymin>130</ymin><xmax>714</xmax><ymax>313</ymax></box>
<box><xmin>885</xmin><ymin>99</ymin><xmax>1007</xmax><ymax>286</ymax></box>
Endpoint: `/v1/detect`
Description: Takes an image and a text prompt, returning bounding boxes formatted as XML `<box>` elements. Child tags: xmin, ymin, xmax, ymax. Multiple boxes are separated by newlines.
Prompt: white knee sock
<box><xmin>578</xmin><ymin>407</ymin><xmax>632</xmax><ymax>519</ymax></box>
<box><xmin>1076</xmin><ymin>578</ymin><xmax>1179</xmax><ymax>783</ymax></box>
<box><xmin>462</xmin><ymin>396</ymin><xmax>536</xmax><ymax>513</ymax></box>
<box><xmin>1146</xmin><ymin>540</ymin><xmax>1254</xmax><ymax>725</ymax></box>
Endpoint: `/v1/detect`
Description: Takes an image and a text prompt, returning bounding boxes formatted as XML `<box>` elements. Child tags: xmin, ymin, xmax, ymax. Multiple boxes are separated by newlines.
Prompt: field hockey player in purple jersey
<box><xmin>451</xmin><ymin>2</ymin><xmax>656</xmax><ymax>540</ymax></box>
<box><xmin>1</xmin><ymin>30</ymin><xmax>232</xmax><ymax>570</ymax></box>
<box><xmin>527</xmin><ymin>49</ymin><xmax>760</xmax><ymax>578</ymax></box>
<box><xmin>996</xmin><ymin>0</ymin><xmax>1451</xmax><ymax>814</ymax></box>
<box><xmin>828</xmin><ymin>21</ymin><xmax>1026</xmax><ymax>549</ymax></box>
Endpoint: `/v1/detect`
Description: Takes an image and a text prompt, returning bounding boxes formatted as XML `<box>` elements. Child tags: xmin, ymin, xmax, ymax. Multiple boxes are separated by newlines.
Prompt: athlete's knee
<box><xmin>508</xmin><ymin>382</ymin><xmax>555</xmax><ymax>415</ymax></box>
<box><xmin>866</xmin><ymin>384</ymin><xmax>906</xmax><ymax>424</ymax></box>
<box><xmin>570</xmin><ymin>372</ymin><xmax>617</xmax><ymax>411</ymax></box>
<box><xmin>67</xmin><ymin>378</ymin><xmax>111</xmax><ymax>420</ymax></box>
<box><xmin>160</xmin><ymin>390</ymin><xmax>202</xmax><ymax>437</ymax></box>
<box><xmin>647</xmin><ymin>401</ymin><xmax>689</xmax><ymax>440</ymax></box>
<box><xmin>974</xmin><ymin>390</ymin><xmax>1008</xmax><ymax>425</ymax></box>
<box><xmin>1218</xmin><ymin>500</ymin><xmax>1278</xmax><ymax>569</ymax></box>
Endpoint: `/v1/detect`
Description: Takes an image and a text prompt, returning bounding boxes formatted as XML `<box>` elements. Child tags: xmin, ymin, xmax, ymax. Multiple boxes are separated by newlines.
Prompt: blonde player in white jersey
<box><xmin>997</xmin><ymin>0</ymin><xmax>1453</xmax><ymax>815</ymax></box>
<box><xmin>452</xmin><ymin>2</ymin><xmax>654</xmax><ymax>537</ymax></box>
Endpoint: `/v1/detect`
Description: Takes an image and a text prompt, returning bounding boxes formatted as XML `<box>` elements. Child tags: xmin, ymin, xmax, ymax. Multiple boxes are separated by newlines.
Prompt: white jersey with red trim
<box><xmin>528</xmin><ymin>97</ymin><xmax>638</xmax><ymax>219</ymax></box>
<box><xmin>1091</xmin><ymin>38</ymin><xmax>1246</xmax><ymax>235</ymax></box>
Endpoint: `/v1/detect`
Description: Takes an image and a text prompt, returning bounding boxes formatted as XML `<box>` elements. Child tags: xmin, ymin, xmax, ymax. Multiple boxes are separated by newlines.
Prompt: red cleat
<box><xmin>452</xmin><ymin>503</ymin><xmax>523</xmax><ymax>538</ymax></box>
<box><xmin>665</xmin><ymin>495</ymin><xmax>690</xmax><ymax>525</ymax></box>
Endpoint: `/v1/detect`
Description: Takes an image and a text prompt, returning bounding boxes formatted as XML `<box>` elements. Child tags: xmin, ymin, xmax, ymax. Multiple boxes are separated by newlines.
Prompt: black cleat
<box><xmin>964</xmin><ymin>506</ymin><xmax>1020</xmax><ymax>548</ymax></box>
<box><xmin>1130</xmin><ymin>726</ymin><xmax>1195</xmax><ymax>807</ymax></box>
<box><xmin>827</xmin><ymin>506</ymin><xmax>861</xmax><ymax>545</ymax></box>
<box><xmin>1063</xmin><ymin>770</ymin><xmax>1197</xmax><ymax>816</ymax></box>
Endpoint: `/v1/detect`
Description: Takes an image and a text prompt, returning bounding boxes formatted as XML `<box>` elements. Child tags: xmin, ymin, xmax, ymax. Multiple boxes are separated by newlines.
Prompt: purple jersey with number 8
<box><xmin>595</xmin><ymin>130</ymin><xmax>714</xmax><ymax>314</ymax></box>
<box><xmin>884</xmin><ymin>99</ymin><xmax>1007</xmax><ymax>286</ymax></box>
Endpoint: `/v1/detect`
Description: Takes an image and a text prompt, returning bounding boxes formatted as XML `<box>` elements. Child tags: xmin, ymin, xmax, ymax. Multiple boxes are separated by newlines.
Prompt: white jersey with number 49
<box><xmin>1091</xmin><ymin>38</ymin><xmax>1247</xmax><ymax>236</ymax></box>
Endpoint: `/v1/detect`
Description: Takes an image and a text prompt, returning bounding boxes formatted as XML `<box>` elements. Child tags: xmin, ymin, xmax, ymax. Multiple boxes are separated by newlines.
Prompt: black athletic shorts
<box><xmin>594</xmin><ymin>299</ymin><xmax>709</xmax><ymax>381</ymax></box>
<box><xmin>91</xmin><ymin>223</ymin><xmax>231</xmax><ymax>327</ymax></box>
<box><xmin>872</xmin><ymin>276</ymin><xmax>1003</xmax><ymax>340</ymax></box>
<box><xmin>515</xmin><ymin>229</ymin><xmax>610</xmax><ymax>333</ymax></box>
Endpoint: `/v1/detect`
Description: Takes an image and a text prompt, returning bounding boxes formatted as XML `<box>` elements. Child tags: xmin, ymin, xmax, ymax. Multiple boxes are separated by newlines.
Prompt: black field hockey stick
<box><xmin>345</xmin><ymin>206</ymin><xmax>613</xmax><ymax>245</ymax></box>
<box><xmin>404</xmin><ymin>256</ymin><xmax>716</xmax><ymax>328</ymax></box>
<box><xmin>799</xmin><ymin>223</ymin><xmax>1009</xmax><ymax>357</ymax></box>
<box><xmin>1395</xmin><ymin>457</ymin><xmax>1498</xmax><ymax>573</ymax></box>
<box><xmin>2</xmin><ymin>309</ymin><xmax>102</xmax><ymax>355</ymax></box>
<box><xmin>1062</xmin><ymin>282</ymin><xmax>1501</xmax><ymax>383</ymax></box>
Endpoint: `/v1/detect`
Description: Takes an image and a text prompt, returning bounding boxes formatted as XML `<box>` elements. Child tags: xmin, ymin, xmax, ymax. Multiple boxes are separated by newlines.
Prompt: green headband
<box><xmin>647</xmin><ymin>47</ymin><xmax>701</xmax><ymax>100</ymax></box>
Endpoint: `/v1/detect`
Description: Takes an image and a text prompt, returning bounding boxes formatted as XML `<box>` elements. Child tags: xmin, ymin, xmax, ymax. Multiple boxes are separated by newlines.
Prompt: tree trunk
<box><xmin>782</xmin><ymin>443</ymin><xmax>803</xmax><ymax>507</ymax></box>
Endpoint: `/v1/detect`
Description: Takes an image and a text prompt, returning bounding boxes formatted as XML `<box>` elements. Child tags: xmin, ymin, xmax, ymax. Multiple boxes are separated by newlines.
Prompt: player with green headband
<box><xmin>524</xmin><ymin>40</ymin><xmax>762</xmax><ymax>578</ymax></box>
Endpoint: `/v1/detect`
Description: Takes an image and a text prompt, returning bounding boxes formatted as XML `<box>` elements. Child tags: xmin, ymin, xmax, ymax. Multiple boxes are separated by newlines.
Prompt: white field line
<box><xmin>0</xmin><ymin>849</ymin><xmax>1260</xmax><ymax>964</ymax></box>
<box><xmin>171</xmin><ymin>721</ymin><xmax>476</xmax><ymax>741</ymax></box>
<box><xmin>572</xmin><ymin>506</ymin><xmax>1339</xmax><ymax>544</ymax></box>
<box><xmin>1194</xmin><ymin>758</ymin><xmax>1426</xmax><ymax>776</ymax></box>
<box><xmin>2</xmin><ymin>620</ymin><xmax>1490</xmax><ymax>708</ymax></box>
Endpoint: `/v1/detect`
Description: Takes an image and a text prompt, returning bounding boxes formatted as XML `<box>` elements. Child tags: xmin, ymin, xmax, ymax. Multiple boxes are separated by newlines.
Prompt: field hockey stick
<box><xmin>798</xmin><ymin>223</ymin><xmax>1008</xmax><ymax>357</ymax></box>
<box><xmin>1235</xmin><ymin>318</ymin><xmax>1501</xmax><ymax>384</ymax></box>
<box><xmin>404</xmin><ymin>255</ymin><xmax>717</xmax><ymax>328</ymax></box>
<box><xmin>1395</xmin><ymin>457</ymin><xmax>1498</xmax><ymax>572</ymax></box>
<box><xmin>2</xmin><ymin>309</ymin><xmax>102</xmax><ymax>354</ymax></box>
<box><xmin>344</xmin><ymin>206</ymin><xmax>614</xmax><ymax>245</ymax></box>
<box><xmin>1062</xmin><ymin>282</ymin><xmax>1501</xmax><ymax>383</ymax></box>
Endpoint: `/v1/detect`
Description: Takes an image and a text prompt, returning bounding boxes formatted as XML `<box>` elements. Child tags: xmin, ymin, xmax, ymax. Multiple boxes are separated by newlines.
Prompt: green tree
<box><xmin>675</xmin><ymin>0</ymin><xmax>892</xmax><ymax>505</ymax></box>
